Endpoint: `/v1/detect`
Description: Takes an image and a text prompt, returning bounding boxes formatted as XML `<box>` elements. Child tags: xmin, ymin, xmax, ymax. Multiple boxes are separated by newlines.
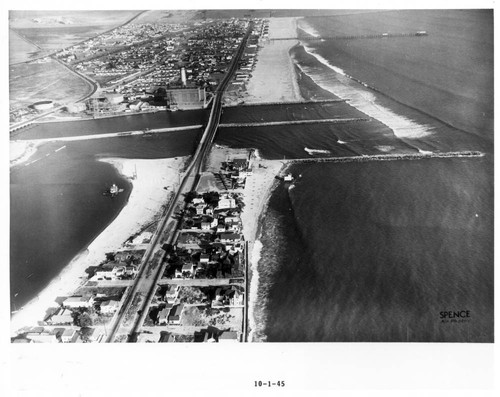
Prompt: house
<box><xmin>192</xmin><ymin>198</ymin><xmax>205</xmax><ymax>205</ymax></box>
<box><xmin>80</xmin><ymin>327</ymin><xmax>103</xmax><ymax>343</ymax></box>
<box><xmin>25</xmin><ymin>332</ymin><xmax>59</xmax><ymax>343</ymax></box>
<box><xmin>195</xmin><ymin>204</ymin><xmax>206</xmax><ymax>215</ymax></box>
<box><xmin>164</xmin><ymin>284</ymin><xmax>178</xmax><ymax>303</ymax></box>
<box><xmin>158</xmin><ymin>303</ymin><xmax>174</xmax><ymax>325</ymax></box>
<box><xmin>100</xmin><ymin>300</ymin><xmax>120</xmax><ymax>314</ymax></box>
<box><xmin>49</xmin><ymin>309</ymin><xmax>74</xmax><ymax>325</ymax></box>
<box><xmin>61</xmin><ymin>329</ymin><xmax>78</xmax><ymax>343</ymax></box>
<box><xmin>63</xmin><ymin>296</ymin><xmax>94</xmax><ymax>309</ymax></box>
<box><xmin>219</xmin><ymin>233</ymin><xmax>242</xmax><ymax>245</ymax></box>
<box><xmin>216</xmin><ymin>224</ymin><xmax>226</xmax><ymax>233</ymax></box>
<box><xmin>168</xmin><ymin>303</ymin><xmax>184</xmax><ymax>324</ymax></box>
<box><xmin>232</xmin><ymin>158</ymin><xmax>248</xmax><ymax>171</ymax></box>
<box><xmin>218</xmin><ymin>331</ymin><xmax>239</xmax><ymax>343</ymax></box>
<box><xmin>125</xmin><ymin>265</ymin><xmax>137</xmax><ymax>277</ymax></box>
<box><xmin>217</xmin><ymin>197</ymin><xmax>236</xmax><ymax>210</ymax></box>
<box><xmin>177</xmin><ymin>234</ymin><xmax>202</xmax><ymax>250</ymax></box>
<box><xmin>92</xmin><ymin>266</ymin><xmax>125</xmax><ymax>281</ymax></box>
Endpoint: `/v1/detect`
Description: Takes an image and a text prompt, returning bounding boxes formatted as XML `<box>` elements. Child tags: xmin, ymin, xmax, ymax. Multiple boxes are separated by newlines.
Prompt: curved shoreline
<box><xmin>11</xmin><ymin>156</ymin><xmax>188</xmax><ymax>335</ymax></box>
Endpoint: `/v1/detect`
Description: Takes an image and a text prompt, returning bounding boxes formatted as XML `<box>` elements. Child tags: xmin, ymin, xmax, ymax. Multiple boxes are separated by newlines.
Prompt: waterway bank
<box><xmin>11</xmin><ymin>156</ymin><xmax>188</xmax><ymax>334</ymax></box>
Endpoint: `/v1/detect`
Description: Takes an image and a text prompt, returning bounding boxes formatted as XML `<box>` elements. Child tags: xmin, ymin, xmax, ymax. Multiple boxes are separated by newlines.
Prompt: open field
<box><xmin>9</xmin><ymin>11</ymin><xmax>141</xmax><ymax>52</ymax></box>
<box><xmin>9</xmin><ymin>60</ymin><xmax>92</xmax><ymax>109</ymax></box>
<box><xmin>9</xmin><ymin>30</ymin><xmax>43</xmax><ymax>64</ymax></box>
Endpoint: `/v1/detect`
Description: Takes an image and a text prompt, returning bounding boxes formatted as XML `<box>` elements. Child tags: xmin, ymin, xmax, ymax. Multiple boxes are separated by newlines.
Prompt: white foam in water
<box><xmin>297</xmin><ymin>19</ymin><xmax>321</xmax><ymax>38</ymax></box>
<box><xmin>305</xmin><ymin>147</ymin><xmax>331</xmax><ymax>155</ymax></box>
<box><xmin>248</xmin><ymin>240</ymin><xmax>263</xmax><ymax>342</ymax></box>
<box><xmin>301</xmin><ymin>44</ymin><xmax>434</xmax><ymax>139</ymax></box>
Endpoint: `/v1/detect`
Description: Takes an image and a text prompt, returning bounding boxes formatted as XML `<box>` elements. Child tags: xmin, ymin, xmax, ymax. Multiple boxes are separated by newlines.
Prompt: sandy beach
<box><xmin>240</xmin><ymin>154</ymin><xmax>285</xmax><ymax>342</ymax></box>
<box><xmin>244</xmin><ymin>17</ymin><xmax>302</xmax><ymax>104</ymax></box>
<box><xmin>11</xmin><ymin>156</ymin><xmax>187</xmax><ymax>334</ymax></box>
<box><xmin>10</xmin><ymin>140</ymin><xmax>40</xmax><ymax>167</ymax></box>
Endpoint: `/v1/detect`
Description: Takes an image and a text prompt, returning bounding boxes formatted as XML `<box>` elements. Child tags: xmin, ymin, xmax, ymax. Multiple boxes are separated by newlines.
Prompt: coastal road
<box><xmin>104</xmin><ymin>22</ymin><xmax>253</xmax><ymax>343</ymax></box>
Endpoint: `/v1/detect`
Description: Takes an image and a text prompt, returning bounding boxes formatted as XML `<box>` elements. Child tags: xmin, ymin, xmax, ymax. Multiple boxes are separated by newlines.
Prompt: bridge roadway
<box><xmin>104</xmin><ymin>23</ymin><xmax>253</xmax><ymax>343</ymax></box>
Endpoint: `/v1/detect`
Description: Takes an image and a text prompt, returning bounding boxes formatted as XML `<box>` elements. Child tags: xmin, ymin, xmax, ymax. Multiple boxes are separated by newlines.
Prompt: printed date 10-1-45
<box><xmin>254</xmin><ymin>381</ymin><xmax>285</xmax><ymax>387</ymax></box>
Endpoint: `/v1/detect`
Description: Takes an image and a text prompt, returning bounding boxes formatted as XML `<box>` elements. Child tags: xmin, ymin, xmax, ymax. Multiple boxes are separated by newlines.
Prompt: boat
<box><xmin>104</xmin><ymin>184</ymin><xmax>124</xmax><ymax>197</ymax></box>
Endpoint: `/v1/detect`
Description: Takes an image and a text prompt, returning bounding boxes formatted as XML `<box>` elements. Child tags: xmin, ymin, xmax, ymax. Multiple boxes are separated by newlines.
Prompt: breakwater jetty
<box><xmin>13</xmin><ymin>125</ymin><xmax>203</xmax><ymax>143</ymax></box>
<box><xmin>271</xmin><ymin>31</ymin><xmax>429</xmax><ymax>42</ymax></box>
<box><xmin>223</xmin><ymin>99</ymin><xmax>347</xmax><ymax>108</ymax></box>
<box><xmin>219</xmin><ymin>118</ymin><xmax>369</xmax><ymax>128</ymax></box>
<box><xmin>288</xmin><ymin>151</ymin><xmax>485</xmax><ymax>165</ymax></box>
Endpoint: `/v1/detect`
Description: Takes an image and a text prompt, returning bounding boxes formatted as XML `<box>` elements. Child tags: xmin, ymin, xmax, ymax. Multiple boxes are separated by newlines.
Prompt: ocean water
<box><xmin>257</xmin><ymin>158</ymin><xmax>493</xmax><ymax>342</ymax></box>
<box><xmin>249</xmin><ymin>10</ymin><xmax>493</xmax><ymax>342</ymax></box>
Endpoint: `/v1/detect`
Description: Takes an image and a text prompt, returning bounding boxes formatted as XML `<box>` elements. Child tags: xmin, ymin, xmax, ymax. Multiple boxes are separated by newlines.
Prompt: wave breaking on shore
<box><xmin>298</xmin><ymin>43</ymin><xmax>434</xmax><ymax>140</ymax></box>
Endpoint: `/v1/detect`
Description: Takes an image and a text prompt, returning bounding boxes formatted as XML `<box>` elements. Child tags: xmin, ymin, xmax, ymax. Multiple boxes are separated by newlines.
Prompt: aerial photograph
<box><xmin>8</xmin><ymin>8</ymin><xmax>493</xmax><ymax>345</ymax></box>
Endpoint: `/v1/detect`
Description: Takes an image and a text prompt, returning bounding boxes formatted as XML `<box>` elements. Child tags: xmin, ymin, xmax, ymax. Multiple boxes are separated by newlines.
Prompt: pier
<box><xmin>270</xmin><ymin>31</ymin><xmax>429</xmax><ymax>42</ymax></box>
<box><xmin>287</xmin><ymin>151</ymin><xmax>485</xmax><ymax>165</ymax></box>
<box><xmin>219</xmin><ymin>118</ymin><xmax>369</xmax><ymax>128</ymax></box>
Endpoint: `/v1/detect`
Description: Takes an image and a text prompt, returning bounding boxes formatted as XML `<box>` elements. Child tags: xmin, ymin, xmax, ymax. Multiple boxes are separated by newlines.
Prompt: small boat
<box><xmin>104</xmin><ymin>184</ymin><xmax>124</xmax><ymax>197</ymax></box>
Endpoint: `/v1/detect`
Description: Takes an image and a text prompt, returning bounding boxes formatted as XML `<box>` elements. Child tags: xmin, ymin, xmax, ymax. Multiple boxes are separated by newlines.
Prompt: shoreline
<box><xmin>9</xmin><ymin>140</ymin><xmax>41</xmax><ymax>168</ymax></box>
<box><xmin>11</xmin><ymin>155</ymin><xmax>188</xmax><ymax>335</ymax></box>
<box><xmin>243</xmin><ymin>17</ymin><xmax>303</xmax><ymax>104</ymax></box>
<box><xmin>240</xmin><ymin>16</ymin><xmax>302</xmax><ymax>342</ymax></box>
<box><xmin>240</xmin><ymin>154</ymin><xmax>286</xmax><ymax>342</ymax></box>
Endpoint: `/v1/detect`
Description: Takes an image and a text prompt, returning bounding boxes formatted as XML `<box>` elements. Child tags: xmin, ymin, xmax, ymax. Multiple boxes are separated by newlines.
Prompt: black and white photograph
<box><xmin>3</xmin><ymin>0</ymin><xmax>497</xmax><ymax>395</ymax></box>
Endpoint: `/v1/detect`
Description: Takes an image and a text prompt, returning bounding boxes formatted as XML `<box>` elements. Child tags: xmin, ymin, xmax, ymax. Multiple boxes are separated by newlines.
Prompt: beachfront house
<box><xmin>217</xmin><ymin>197</ymin><xmax>236</xmax><ymax>210</ymax></box>
<box><xmin>63</xmin><ymin>296</ymin><xmax>95</xmax><ymax>309</ymax></box>
<box><xmin>49</xmin><ymin>308</ymin><xmax>74</xmax><ymax>325</ymax></box>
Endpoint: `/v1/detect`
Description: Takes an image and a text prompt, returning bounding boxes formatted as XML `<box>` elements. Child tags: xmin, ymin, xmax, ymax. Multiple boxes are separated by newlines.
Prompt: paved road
<box><xmin>105</xmin><ymin>22</ymin><xmax>253</xmax><ymax>343</ymax></box>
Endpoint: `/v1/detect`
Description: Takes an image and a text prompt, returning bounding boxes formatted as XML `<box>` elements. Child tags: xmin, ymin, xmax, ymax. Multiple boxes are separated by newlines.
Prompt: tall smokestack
<box><xmin>181</xmin><ymin>67</ymin><xmax>187</xmax><ymax>87</ymax></box>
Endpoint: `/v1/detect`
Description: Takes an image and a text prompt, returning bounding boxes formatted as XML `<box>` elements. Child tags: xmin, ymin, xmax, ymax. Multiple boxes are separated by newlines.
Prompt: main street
<box><xmin>104</xmin><ymin>22</ymin><xmax>252</xmax><ymax>342</ymax></box>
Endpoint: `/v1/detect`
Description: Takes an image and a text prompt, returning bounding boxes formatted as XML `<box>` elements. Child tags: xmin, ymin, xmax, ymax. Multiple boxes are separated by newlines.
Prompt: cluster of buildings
<box><xmin>165</xmin><ymin>190</ymin><xmax>246</xmax><ymax>280</ymax></box>
<box><xmin>11</xmin><ymin>290</ymin><xmax>124</xmax><ymax>343</ymax></box>
<box><xmin>55</xmin><ymin>23</ymin><xmax>189</xmax><ymax>66</ymax></box>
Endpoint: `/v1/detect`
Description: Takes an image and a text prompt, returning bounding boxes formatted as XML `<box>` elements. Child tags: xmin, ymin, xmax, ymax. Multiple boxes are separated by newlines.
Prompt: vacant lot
<box><xmin>10</xmin><ymin>60</ymin><xmax>92</xmax><ymax>109</ymax></box>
